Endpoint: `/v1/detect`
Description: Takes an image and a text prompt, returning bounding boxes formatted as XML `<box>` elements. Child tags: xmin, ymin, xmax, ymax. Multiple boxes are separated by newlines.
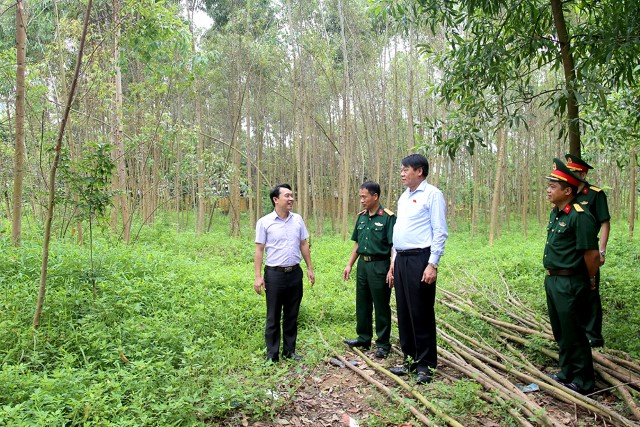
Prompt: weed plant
<box><xmin>0</xmin><ymin>214</ymin><xmax>638</xmax><ymax>425</ymax></box>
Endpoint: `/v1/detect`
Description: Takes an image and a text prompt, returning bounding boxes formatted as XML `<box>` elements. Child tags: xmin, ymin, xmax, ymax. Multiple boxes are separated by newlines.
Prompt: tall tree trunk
<box><xmin>337</xmin><ymin>0</ymin><xmax>351</xmax><ymax>239</ymax></box>
<box><xmin>112</xmin><ymin>0</ymin><xmax>130</xmax><ymax>243</ymax></box>
<box><xmin>489</xmin><ymin>108</ymin><xmax>506</xmax><ymax>246</ymax></box>
<box><xmin>406</xmin><ymin>24</ymin><xmax>415</xmax><ymax>150</ymax></box>
<box><xmin>629</xmin><ymin>145</ymin><xmax>637</xmax><ymax>239</ymax></box>
<box><xmin>12</xmin><ymin>0</ymin><xmax>27</xmax><ymax>247</ymax></box>
<box><xmin>34</xmin><ymin>0</ymin><xmax>92</xmax><ymax>328</ymax></box>
<box><xmin>229</xmin><ymin>40</ymin><xmax>243</xmax><ymax>237</ymax></box>
<box><xmin>550</xmin><ymin>0</ymin><xmax>580</xmax><ymax>156</ymax></box>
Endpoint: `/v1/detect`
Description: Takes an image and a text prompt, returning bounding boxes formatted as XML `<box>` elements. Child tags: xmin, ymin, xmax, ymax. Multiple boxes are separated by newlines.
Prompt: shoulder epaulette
<box><xmin>384</xmin><ymin>208</ymin><xmax>394</xmax><ymax>216</ymax></box>
<box><xmin>589</xmin><ymin>185</ymin><xmax>602</xmax><ymax>192</ymax></box>
<box><xmin>573</xmin><ymin>203</ymin><xmax>585</xmax><ymax>212</ymax></box>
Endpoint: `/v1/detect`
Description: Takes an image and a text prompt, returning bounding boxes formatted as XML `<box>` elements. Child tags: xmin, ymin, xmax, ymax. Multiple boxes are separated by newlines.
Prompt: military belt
<box><xmin>360</xmin><ymin>255</ymin><xmax>389</xmax><ymax>262</ymax></box>
<box><xmin>545</xmin><ymin>268</ymin><xmax>578</xmax><ymax>276</ymax></box>
<box><xmin>266</xmin><ymin>264</ymin><xmax>300</xmax><ymax>273</ymax></box>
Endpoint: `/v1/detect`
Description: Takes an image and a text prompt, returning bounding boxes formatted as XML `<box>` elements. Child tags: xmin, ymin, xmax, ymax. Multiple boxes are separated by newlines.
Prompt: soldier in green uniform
<box><xmin>566</xmin><ymin>153</ymin><xmax>611</xmax><ymax>347</ymax></box>
<box><xmin>343</xmin><ymin>181</ymin><xmax>396</xmax><ymax>359</ymax></box>
<box><xmin>544</xmin><ymin>158</ymin><xmax>600</xmax><ymax>395</ymax></box>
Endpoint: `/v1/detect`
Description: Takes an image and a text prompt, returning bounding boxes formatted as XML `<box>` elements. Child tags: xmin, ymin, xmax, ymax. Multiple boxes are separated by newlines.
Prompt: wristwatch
<box><xmin>599</xmin><ymin>250</ymin><xmax>606</xmax><ymax>256</ymax></box>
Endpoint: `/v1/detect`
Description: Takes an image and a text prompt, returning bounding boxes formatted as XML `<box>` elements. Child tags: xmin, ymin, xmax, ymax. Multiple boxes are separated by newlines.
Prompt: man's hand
<box><xmin>599</xmin><ymin>253</ymin><xmax>605</xmax><ymax>266</ymax></box>
<box><xmin>254</xmin><ymin>277</ymin><xmax>265</xmax><ymax>295</ymax></box>
<box><xmin>386</xmin><ymin>267</ymin><xmax>394</xmax><ymax>288</ymax></box>
<box><xmin>422</xmin><ymin>264</ymin><xmax>437</xmax><ymax>285</ymax></box>
<box><xmin>308</xmin><ymin>269</ymin><xmax>316</xmax><ymax>286</ymax></box>
<box><xmin>342</xmin><ymin>266</ymin><xmax>352</xmax><ymax>281</ymax></box>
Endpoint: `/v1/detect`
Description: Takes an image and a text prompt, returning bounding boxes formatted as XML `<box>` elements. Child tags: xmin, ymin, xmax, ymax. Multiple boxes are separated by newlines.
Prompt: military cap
<box><xmin>546</xmin><ymin>158</ymin><xmax>585</xmax><ymax>188</ymax></box>
<box><xmin>565</xmin><ymin>153</ymin><xmax>593</xmax><ymax>172</ymax></box>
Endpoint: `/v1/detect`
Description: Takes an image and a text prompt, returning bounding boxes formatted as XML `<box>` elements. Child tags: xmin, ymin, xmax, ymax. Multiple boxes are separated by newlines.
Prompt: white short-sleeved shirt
<box><xmin>255</xmin><ymin>211</ymin><xmax>309</xmax><ymax>267</ymax></box>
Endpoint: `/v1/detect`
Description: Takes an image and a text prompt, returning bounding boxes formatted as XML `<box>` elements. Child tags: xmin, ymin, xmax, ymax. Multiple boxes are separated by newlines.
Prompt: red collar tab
<box><xmin>378</xmin><ymin>209</ymin><xmax>383</xmax><ymax>215</ymax></box>
<box><xmin>582</xmin><ymin>187</ymin><xmax>588</xmax><ymax>194</ymax></box>
<box><xmin>563</xmin><ymin>204</ymin><xmax>572</xmax><ymax>214</ymax></box>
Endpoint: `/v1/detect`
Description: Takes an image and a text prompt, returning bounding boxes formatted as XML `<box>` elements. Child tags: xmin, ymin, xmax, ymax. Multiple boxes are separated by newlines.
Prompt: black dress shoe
<box><xmin>343</xmin><ymin>339</ymin><xmax>371</xmax><ymax>350</ymax></box>
<box><xmin>563</xmin><ymin>382</ymin><xmax>593</xmax><ymax>395</ymax></box>
<box><xmin>375</xmin><ymin>348</ymin><xmax>389</xmax><ymax>359</ymax></box>
<box><xmin>283</xmin><ymin>353</ymin><xmax>303</xmax><ymax>361</ymax></box>
<box><xmin>547</xmin><ymin>373</ymin><xmax>567</xmax><ymax>384</ymax></box>
<box><xmin>266</xmin><ymin>357</ymin><xmax>279</xmax><ymax>363</ymax></box>
<box><xmin>389</xmin><ymin>366</ymin><xmax>408</xmax><ymax>376</ymax></box>
<box><xmin>416</xmin><ymin>372</ymin><xmax>432</xmax><ymax>384</ymax></box>
<box><xmin>563</xmin><ymin>382</ymin><xmax>580</xmax><ymax>392</ymax></box>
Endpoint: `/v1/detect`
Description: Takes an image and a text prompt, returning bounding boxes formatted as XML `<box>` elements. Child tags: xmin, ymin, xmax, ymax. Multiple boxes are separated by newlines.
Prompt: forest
<box><xmin>1</xmin><ymin>0</ymin><xmax>639</xmax><ymax>425</ymax></box>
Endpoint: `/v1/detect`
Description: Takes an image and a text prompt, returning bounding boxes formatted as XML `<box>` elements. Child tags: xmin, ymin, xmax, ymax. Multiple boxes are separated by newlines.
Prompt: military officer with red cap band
<box><xmin>565</xmin><ymin>153</ymin><xmax>610</xmax><ymax>348</ymax></box>
<box><xmin>544</xmin><ymin>158</ymin><xmax>599</xmax><ymax>395</ymax></box>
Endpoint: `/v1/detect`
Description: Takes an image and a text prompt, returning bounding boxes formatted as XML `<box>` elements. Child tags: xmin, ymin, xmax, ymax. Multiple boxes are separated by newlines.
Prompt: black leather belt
<box><xmin>396</xmin><ymin>247</ymin><xmax>429</xmax><ymax>256</ymax></box>
<box><xmin>546</xmin><ymin>269</ymin><xmax>578</xmax><ymax>276</ymax></box>
<box><xmin>360</xmin><ymin>255</ymin><xmax>389</xmax><ymax>262</ymax></box>
<box><xmin>266</xmin><ymin>264</ymin><xmax>300</xmax><ymax>273</ymax></box>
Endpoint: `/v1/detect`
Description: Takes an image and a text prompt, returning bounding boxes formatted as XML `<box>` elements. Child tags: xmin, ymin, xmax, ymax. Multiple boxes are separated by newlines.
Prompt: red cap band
<box><xmin>550</xmin><ymin>170</ymin><xmax>580</xmax><ymax>187</ymax></box>
<box><xmin>566</xmin><ymin>161</ymin><xmax>588</xmax><ymax>172</ymax></box>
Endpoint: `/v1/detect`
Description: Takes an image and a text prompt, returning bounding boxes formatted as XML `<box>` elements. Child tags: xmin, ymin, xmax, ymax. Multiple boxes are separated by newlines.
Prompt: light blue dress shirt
<box><xmin>255</xmin><ymin>210</ymin><xmax>309</xmax><ymax>267</ymax></box>
<box><xmin>392</xmin><ymin>179</ymin><xmax>448</xmax><ymax>265</ymax></box>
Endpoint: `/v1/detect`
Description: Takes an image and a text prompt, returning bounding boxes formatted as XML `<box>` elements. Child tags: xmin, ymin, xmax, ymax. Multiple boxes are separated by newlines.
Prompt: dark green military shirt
<box><xmin>543</xmin><ymin>202</ymin><xmax>598</xmax><ymax>270</ymax></box>
<box><xmin>351</xmin><ymin>205</ymin><xmax>396</xmax><ymax>256</ymax></box>
<box><xmin>575</xmin><ymin>182</ymin><xmax>611</xmax><ymax>231</ymax></box>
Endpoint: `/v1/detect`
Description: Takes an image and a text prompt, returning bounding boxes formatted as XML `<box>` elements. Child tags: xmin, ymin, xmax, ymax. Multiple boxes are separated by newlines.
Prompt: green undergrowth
<box><xmin>0</xmin><ymin>215</ymin><xmax>638</xmax><ymax>425</ymax></box>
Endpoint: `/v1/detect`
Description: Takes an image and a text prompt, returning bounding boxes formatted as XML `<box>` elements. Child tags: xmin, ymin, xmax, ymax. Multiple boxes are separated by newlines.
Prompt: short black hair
<box><xmin>401</xmin><ymin>154</ymin><xmax>429</xmax><ymax>177</ymax></box>
<box><xmin>360</xmin><ymin>181</ymin><xmax>380</xmax><ymax>197</ymax></box>
<box><xmin>270</xmin><ymin>183</ymin><xmax>292</xmax><ymax>207</ymax></box>
<box><xmin>557</xmin><ymin>180</ymin><xmax>578</xmax><ymax>196</ymax></box>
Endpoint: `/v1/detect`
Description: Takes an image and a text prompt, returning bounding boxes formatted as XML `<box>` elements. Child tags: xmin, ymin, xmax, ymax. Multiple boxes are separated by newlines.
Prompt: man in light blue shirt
<box><xmin>254</xmin><ymin>184</ymin><xmax>315</xmax><ymax>362</ymax></box>
<box><xmin>388</xmin><ymin>154</ymin><xmax>448</xmax><ymax>384</ymax></box>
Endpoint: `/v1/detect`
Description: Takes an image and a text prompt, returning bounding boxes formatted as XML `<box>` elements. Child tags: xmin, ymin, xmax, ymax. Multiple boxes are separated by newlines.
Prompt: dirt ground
<box><xmin>218</xmin><ymin>347</ymin><xmax>626</xmax><ymax>427</ymax></box>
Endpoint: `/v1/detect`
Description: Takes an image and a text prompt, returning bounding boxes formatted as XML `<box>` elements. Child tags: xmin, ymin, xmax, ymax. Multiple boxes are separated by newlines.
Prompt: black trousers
<box><xmin>394</xmin><ymin>250</ymin><xmax>437</xmax><ymax>373</ymax></box>
<box><xmin>264</xmin><ymin>266</ymin><xmax>303</xmax><ymax>361</ymax></box>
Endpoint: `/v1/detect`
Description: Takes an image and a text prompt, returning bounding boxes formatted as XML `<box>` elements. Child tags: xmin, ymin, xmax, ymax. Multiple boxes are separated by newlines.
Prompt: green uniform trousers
<box><xmin>355</xmin><ymin>257</ymin><xmax>392</xmax><ymax>350</ymax></box>
<box><xmin>584</xmin><ymin>269</ymin><xmax>604</xmax><ymax>346</ymax></box>
<box><xmin>545</xmin><ymin>275</ymin><xmax>595</xmax><ymax>393</ymax></box>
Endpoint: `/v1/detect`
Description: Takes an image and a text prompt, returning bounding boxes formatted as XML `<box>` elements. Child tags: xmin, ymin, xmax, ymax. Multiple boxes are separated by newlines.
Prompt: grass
<box><xmin>0</xmin><ymin>213</ymin><xmax>638</xmax><ymax>425</ymax></box>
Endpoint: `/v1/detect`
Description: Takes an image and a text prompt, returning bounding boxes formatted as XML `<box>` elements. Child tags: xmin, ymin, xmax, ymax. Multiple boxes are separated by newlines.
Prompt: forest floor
<box><xmin>219</xmin><ymin>346</ymin><xmax>624</xmax><ymax>427</ymax></box>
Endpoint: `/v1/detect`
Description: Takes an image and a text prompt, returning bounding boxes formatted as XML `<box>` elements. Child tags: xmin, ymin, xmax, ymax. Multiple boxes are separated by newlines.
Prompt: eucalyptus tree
<box><xmin>12</xmin><ymin>0</ymin><xmax>26</xmax><ymax>246</ymax></box>
<box><xmin>371</xmin><ymin>0</ymin><xmax>640</xmax><ymax>158</ymax></box>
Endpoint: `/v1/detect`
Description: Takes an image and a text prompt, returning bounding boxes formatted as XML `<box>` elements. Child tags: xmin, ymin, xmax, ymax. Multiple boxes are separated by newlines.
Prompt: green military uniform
<box><xmin>351</xmin><ymin>206</ymin><xmax>396</xmax><ymax>350</ymax></box>
<box><xmin>567</xmin><ymin>153</ymin><xmax>611</xmax><ymax>347</ymax></box>
<box><xmin>544</xmin><ymin>197</ymin><xmax>598</xmax><ymax>393</ymax></box>
<box><xmin>575</xmin><ymin>183</ymin><xmax>610</xmax><ymax>346</ymax></box>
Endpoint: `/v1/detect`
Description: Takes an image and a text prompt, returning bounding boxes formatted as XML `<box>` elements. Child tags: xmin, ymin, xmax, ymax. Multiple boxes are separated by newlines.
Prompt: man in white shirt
<box><xmin>254</xmin><ymin>184</ymin><xmax>315</xmax><ymax>362</ymax></box>
<box><xmin>388</xmin><ymin>154</ymin><xmax>448</xmax><ymax>384</ymax></box>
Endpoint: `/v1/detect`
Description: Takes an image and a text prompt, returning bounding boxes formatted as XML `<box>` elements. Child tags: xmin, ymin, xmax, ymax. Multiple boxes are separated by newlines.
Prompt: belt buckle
<box><xmin>363</xmin><ymin>256</ymin><xmax>371</xmax><ymax>262</ymax></box>
<box><xmin>284</xmin><ymin>266</ymin><xmax>294</xmax><ymax>273</ymax></box>
<box><xmin>546</xmin><ymin>269</ymin><xmax>551</xmax><ymax>276</ymax></box>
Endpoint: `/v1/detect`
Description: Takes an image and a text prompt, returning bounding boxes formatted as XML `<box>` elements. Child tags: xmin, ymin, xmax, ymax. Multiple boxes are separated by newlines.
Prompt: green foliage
<box><xmin>1</xmin><ymin>218</ymin><xmax>638</xmax><ymax>424</ymax></box>
<box><xmin>371</xmin><ymin>0</ymin><xmax>640</xmax><ymax>157</ymax></box>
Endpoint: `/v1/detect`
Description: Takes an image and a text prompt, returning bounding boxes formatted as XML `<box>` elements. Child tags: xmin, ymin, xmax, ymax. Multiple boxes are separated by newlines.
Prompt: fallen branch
<box><xmin>348</xmin><ymin>346</ymin><xmax>464</xmax><ymax>427</ymax></box>
<box><xmin>332</xmin><ymin>351</ymin><xmax>436</xmax><ymax>426</ymax></box>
